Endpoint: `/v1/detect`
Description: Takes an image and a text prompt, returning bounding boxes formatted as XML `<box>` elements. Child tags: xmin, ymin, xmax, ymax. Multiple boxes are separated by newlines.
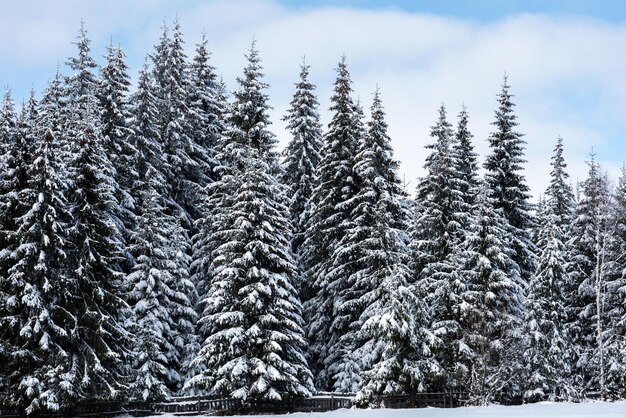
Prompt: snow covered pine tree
<box><xmin>186</xmin><ymin>41</ymin><xmax>313</xmax><ymax>403</ymax></box>
<box><xmin>522</xmin><ymin>138</ymin><xmax>576</xmax><ymax>402</ymax></box>
<box><xmin>300</xmin><ymin>56</ymin><xmax>362</xmax><ymax>391</ymax></box>
<box><xmin>352</xmin><ymin>89</ymin><xmax>437</xmax><ymax>402</ymax></box>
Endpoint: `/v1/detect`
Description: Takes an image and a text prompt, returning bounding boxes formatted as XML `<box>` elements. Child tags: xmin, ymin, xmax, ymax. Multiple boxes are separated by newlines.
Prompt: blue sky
<box><xmin>282</xmin><ymin>0</ymin><xmax>626</xmax><ymax>22</ymax></box>
<box><xmin>1</xmin><ymin>0</ymin><xmax>625</xmax><ymax>197</ymax></box>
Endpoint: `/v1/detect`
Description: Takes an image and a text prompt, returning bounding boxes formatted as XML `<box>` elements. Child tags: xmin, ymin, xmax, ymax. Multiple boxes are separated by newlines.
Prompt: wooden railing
<box><xmin>0</xmin><ymin>391</ymin><xmax>467</xmax><ymax>416</ymax></box>
<box><xmin>374</xmin><ymin>391</ymin><xmax>467</xmax><ymax>409</ymax></box>
<box><xmin>292</xmin><ymin>395</ymin><xmax>353</xmax><ymax>412</ymax></box>
<box><xmin>153</xmin><ymin>396</ymin><xmax>240</xmax><ymax>415</ymax></box>
<box><xmin>0</xmin><ymin>401</ymin><xmax>124</xmax><ymax>418</ymax></box>
<box><xmin>0</xmin><ymin>407</ymin><xmax>21</xmax><ymax>418</ymax></box>
<box><xmin>152</xmin><ymin>394</ymin><xmax>354</xmax><ymax>415</ymax></box>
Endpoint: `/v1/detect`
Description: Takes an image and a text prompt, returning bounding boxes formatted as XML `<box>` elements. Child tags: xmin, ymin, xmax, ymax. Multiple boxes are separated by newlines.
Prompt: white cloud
<box><xmin>2</xmin><ymin>0</ymin><xmax>626</xmax><ymax>198</ymax></box>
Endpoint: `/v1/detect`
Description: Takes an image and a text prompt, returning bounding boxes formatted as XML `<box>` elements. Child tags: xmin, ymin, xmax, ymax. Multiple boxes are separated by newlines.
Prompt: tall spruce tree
<box><xmin>148</xmin><ymin>21</ymin><xmax>199</xmax><ymax>381</ymax></box>
<box><xmin>322</xmin><ymin>90</ymin><xmax>398</xmax><ymax>392</ymax></box>
<box><xmin>566</xmin><ymin>155</ymin><xmax>613</xmax><ymax>398</ymax></box>
<box><xmin>64</xmin><ymin>24</ymin><xmax>130</xmax><ymax>401</ymax></box>
<box><xmin>184</xmin><ymin>33</ymin><xmax>228</xmax><ymax>375</ymax></box>
<box><xmin>433</xmin><ymin>105</ymin><xmax>481</xmax><ymax>394</ymax></box>
<box><xmin>187</xmin><ymin>38</ymin><xmax>228</xmax><ymax>356</ymax></box>
<box><xmin>411</xmin><ymin>104</ymin><xmax>468</xmax><ymax>391</ymax></box>
<box><xmin>483</xmin><ymin>75</ymin><xmax>536</xmax><ymax>287</ymax></box>
<box><xmin>322</xmin><ymin>96</ymin><xmax>371</xmax><ymax>393</ymax></box>
<box><xmin>522</xmin><ymin>137</ymin><xmax>576</xmax><ymax>403</ymax></box>
<box><xmin>0</xmin><ymin>129</ymin><xmax>73</xmax><ymax>413</ymax></box>
<box><xmin>301</xmin><ymin>56</ymin><xmax>361</xmax><ymax>390</ymax></box>
<box><xmin>281</xmin><ymin>60</ymin><xmax>323</xmax><ymax>258</ymax></box>
<box><xmin>0</xmin><ymin>91</ymin><xmax>33</xmax><ymax>404</ymax></box>
<box><xmin>127</xmin><ymin>61</ymin><xmax>188</xmax><ymax>399</ymax></box>
<box><xmin>480</xmin><ymin>77</ymin><xmax>534</xmax><ymax>399</ymax></box>
<box><xmin>187</xmin><ymin>42</ymin><xmax>313</xmax><ymax>401</ymax></box>
<box><xmin>349</xmin><ymin>89</ymin><xmax>437</xmax><ymax>400</ymax></box>
<box><xmin>191</xmin><ymin>39</ymin><xmax>273</xmax><ymax>321</ymax></box>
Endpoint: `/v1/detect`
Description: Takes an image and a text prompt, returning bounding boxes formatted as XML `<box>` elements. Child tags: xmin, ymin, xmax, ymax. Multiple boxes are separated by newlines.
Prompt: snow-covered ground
<box><xmin>128</xmin><ymin>401</ymin><xmax>626</xmax><ymax>418</ymax></box>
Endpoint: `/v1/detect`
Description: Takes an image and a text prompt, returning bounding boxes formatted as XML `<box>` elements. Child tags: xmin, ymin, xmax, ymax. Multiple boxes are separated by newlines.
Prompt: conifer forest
<box><xmin>1</xmin><ymin>19</ymin><xmax>626</xmax><ymax>415</ymax></box>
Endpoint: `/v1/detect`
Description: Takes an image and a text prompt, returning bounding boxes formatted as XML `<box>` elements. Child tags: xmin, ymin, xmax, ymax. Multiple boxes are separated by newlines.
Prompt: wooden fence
<box><xmin>151</xmin><ymin>394</ymin><xmax>355</xmax><ymax>415</ymax></box>
<box><xmin>292</xmin><ymin>395</ymin><xmax>354</xmax><ymax>412</ymax></box>
<box><xmin>373</xmin><ymin>392</ymin><xmax>467</xmax><ymax>409</ymax></box>
<box><xmin>0</xmin><ymin>391</ymin><xmax>466</xmax><ymax>417</ymax></box>
<box><xmin>0</xmin><ymin>401</ymin><xmax>124</xmax><ymax>418</ymax></box>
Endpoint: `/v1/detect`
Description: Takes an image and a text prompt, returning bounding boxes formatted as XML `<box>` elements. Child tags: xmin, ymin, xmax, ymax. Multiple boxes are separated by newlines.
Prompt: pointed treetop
<box><xmin>196</xmin><ymin>32</ymin><xmax>209</xmax><ymax>53</ymax></box>
<box><xmin>299</xmin><ymin>57</ymin><xmax>311</xmax><ymax>79</ymax></box>
<box><xmin>588</xmin><ymin>149</ymin><xmax>596</xmax><ymax>165</ymax></box>
<box><xmin>241</xmin><ymin>40</ymin><xmax>263</xmax><ymax>85</ymax></box>
<box><xmin>2</xmin><ymin>88</ymin><xmax>13</xmax><ymax>103</ymax></box>
<box><xmin>1</xmin><ymin>88</ymin><xmax>13</xmax><ymax>108</ymax></box>
<box><xmin>0</xmin><ymin>88</ymin><xmax>16</xmax><ymax>136</ymax></box>
<box><xmin>338</xmin><ymin>53</ymin><xmax>349</xmax><ymax>75</ymax></box>
<box><xmin>53</xmin><ymin>63</ymin><xmax>61</xmax><ymax>80</ymax></box>
<box><xmin>369</xmin><ymin>87</ymin><xmax>386</xmax><ymax>128</ymax></box>
<box><xmin>430</xmin><ymin>103</ymin><xmax>452</xmax><ymax>144</ymax></box>
<box><xmin>333</xmin><ymin>54</ymin><xmax>351</xmax><ymax>91</ymax></box>
<box><xmin>228</xmin><ymin>39</ymin><xmax>276</xmax><ymax>159</ymax></box>
<box><xmin>453</xmin><ymin>104</ymin><xmax>479</xmax><ymax>203</ymax></box>
<box><xmin>328</xmin><ymin>55</ymin><xmax>355</xmax><ymax>119</ymax></box>
<box><xmin>544</xmin><ymin>136</ymin><xmax>575</xmax><ymax>227</ymax></box>
<box><xmin>159</xmin><ymin>20</ymin><xmax>169</xmax><ymax>38</ymax></box>
<box><xmin>65</xmin><ymin>23</ymin><xmax>98</xmax><ymax>101</ymax></box>
<box><xmin>496</xmin><ymin>72</ymin><xmax>517</xmax><ymax>111</ymax></box>
<box><xmin>152</xmin><ymin>20</ymin><xmax>170</xmax><ymax>65</ymax></box>
<box><xmin>457</xmin><ymin>104</ymin><xmax>470</xmax><ymax>124</ymax></box>
<box><xmin>172</xmin><ymin>15</ymin><xmax>184</xmax><ymax>41</ymax></box>
<box><xmin>373</xmin><ymin>84</ymin><xmax>381</xmax><ymax>99</ymax></box>
<box><xmin>78</xmin><ymin>19</ymin><xmax>87</xmax><ymax>38</ymax></box>
<box><xmin>72</xmin><ymin>20</ymin><xmax>93</xmax><ymax>59</ymax></box>
<box><xmin>248</xmin><ymin>36</ymin><xmax>259</xmax><ymax>58</ymax></box>
<box><xmin>454</xmin><ymin>105</ymin><xmax>475</xmax><ymax>147</ymax></box>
